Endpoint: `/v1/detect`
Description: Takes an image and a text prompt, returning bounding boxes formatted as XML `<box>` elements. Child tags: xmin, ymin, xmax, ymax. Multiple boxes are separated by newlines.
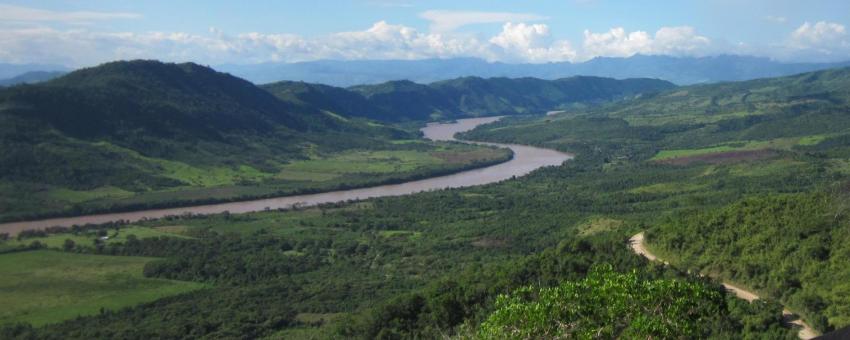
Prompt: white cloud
<box><xmin>773</xmin><ymin>21</ymin><xmax>849</xmax><ymax>61</ymax></box>
<box><xmin>0</xmin><ymin>4</ymin><xmax>140</xmax><ymax>24</ymax></box>
<box><xmin>419</xmin><ymin>10</ymin><xmax>546</xmax><ymax>32</ymax></box>
<box><xmin>489</xmin><ymin>23</ymin><xmax>576</xmax><ymax>62</ymax></box>
<box><xmin>581</xmin><ymin>26</ymin><xmax>712</xmax><ymax>59</ymax></box>
<box><xmin>790</xmin><ymin>21</ymin><xmax>847</xmax><ymax>49</ymax></box>
<box><xmin>0</xmin><ymin>21</ymin><xmax>499</xmax><ymax>66</ymax></box>
<box><xmin>1</xmin><ymin>17</ymin><xmax>848</xmax><ymax>67</ymax></box>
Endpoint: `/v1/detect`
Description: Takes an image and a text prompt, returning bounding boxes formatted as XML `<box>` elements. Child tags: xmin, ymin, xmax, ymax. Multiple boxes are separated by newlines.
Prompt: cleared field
<box><xmin>278</xmin><ymin>150</ymin><xmax>443</xmax><ymax>180</ymax></box>
<box><xmin>651</xmin><ymin>135</ymin><xmax>832</xmax><ymax>162</ymax></box>
<box><xmin>0</xmin><ymin>250</ymin><xmax>205</xmax><ymax>326</ymax></box>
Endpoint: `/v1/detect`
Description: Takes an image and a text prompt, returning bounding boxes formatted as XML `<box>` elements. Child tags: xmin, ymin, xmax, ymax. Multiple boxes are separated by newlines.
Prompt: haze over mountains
<box><xmin>218</xmin><ymin>55</ymin><xmax>850</xmax><ymax>86</ymax></box>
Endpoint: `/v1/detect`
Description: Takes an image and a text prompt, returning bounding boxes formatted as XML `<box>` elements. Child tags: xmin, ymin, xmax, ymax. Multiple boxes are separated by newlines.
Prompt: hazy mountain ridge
<box><xmin>0</xmin><ymin>63</ymin><xmax>68</xmax><ymax>80</ymax></box>
<box><xmin>219</xmin><ymin>55</ymin><xmax>850</xmax><ymax>86</ymax></box>
<box><xmin>263</xmin><ymin>76</ymin><xmax>675</xmax><ymax>121</ymax></box>
<box><xmin>0</xmin><ymin>71</ymin><xmax>66</xmax><ymax>87</ymax></box>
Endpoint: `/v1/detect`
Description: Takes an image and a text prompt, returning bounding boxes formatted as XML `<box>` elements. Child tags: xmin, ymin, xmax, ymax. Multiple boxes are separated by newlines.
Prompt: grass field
<box><xmin>277</xmin><ymin>150</ymin><xmax>444</xmax><ymax>181</ymax></box>
<box><xmin>650</xmin><ymin>135</ymin><xmax>832</xmax><ymax>161</ymax></box>
<box><xmin>0</xmin><ymin>250</ymin><xmax>205</xmax><ymax>326</ymax></box>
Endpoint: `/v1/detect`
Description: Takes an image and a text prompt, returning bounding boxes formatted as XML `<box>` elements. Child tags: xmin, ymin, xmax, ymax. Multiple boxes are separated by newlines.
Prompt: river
<box><xmin>0</xmin><ymin>116</ymin><xmax>572</xmax><ymax>235</ymax></box>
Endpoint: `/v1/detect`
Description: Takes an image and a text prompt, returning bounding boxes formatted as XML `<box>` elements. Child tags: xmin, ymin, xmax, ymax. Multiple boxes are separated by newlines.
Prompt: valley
<box><xmin>2</xmin><ymin>63</ymin><xmax>850</xmax><ymax>339</ymax></box>
<box><xmin>0</xmin><ymin>117</ymin><xmax>570</xmax><ymax>234</ymax></box>
<box><xmin>5</xmin><ymin>2</ymin><xmax>850</xmax><ymax>339</ymax></box>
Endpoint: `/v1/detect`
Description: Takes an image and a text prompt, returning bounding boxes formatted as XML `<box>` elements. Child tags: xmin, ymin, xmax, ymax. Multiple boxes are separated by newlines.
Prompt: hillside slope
<box><xmin>0</xmin><ymin>60</ymin><xmax>507</xmax><ymax>221</ymax></box>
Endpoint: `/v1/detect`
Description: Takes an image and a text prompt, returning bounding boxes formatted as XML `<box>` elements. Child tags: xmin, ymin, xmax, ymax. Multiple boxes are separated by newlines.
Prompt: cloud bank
<box><xmin>0</xmin><ymin>5</ymin><xmax>847</xmax><ymax>67</ymax></box>
<box><xmin>0</xmin><ymin>4</ymin><xmax>140</xmax><ymax>24</ymax></box>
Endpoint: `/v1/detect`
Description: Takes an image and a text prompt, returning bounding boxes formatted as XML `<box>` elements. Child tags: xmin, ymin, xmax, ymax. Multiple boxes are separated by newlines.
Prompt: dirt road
<box><xmin>629</xmin><ymin>232</ymin><xmax>818</xmax><ymax>340</ymax></box>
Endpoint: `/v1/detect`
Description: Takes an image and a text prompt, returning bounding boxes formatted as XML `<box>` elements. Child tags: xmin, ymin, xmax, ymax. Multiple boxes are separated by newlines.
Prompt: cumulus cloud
<box><xmin>789</xmin><ymin>21</ymin><xmax>847</xmax><ymax>49</ymax></box>
<box><xmin>0</xmin><ymin>21</ymin><xmax>498</xmax><ymax>66</ymax></box>
<box><xmin>582</xmin><ymin>26</ymin><xmax>712</xmax><ymax>59</ymax></box>
<box><xmin>419</xmin><ymin>10</ymin><xmax>546</xmax><ymax>32</ymax></box>
<box><xmin>0</xmin><ymin>4</ymin><xmax>140</xmax><ymax>24</ymax></box>
<box><xmin>489</xmin><ymin>23</ymin><xmax>576</xmax><ymax>62</ymax></box>
<box><xmin>2</xmin><ymin>16</ymin><xmax>848</xmax><ymax>67</ymax></box>
<box><xmin>773</xmin><ymin>21</ymin><xmax>849</xmax><ymax>61</ymax></box>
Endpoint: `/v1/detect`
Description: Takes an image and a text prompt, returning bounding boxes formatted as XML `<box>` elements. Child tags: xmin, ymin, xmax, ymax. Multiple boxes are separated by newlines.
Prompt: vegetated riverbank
<box><xmin>0</xmin><ymin>117</ymin><xmax>571</xmax><ymax>235</ymax></box>
<box><xmin>0</xmin><ymin>144</ymin><xmax>511</xmax><ymax>225</ymax></box>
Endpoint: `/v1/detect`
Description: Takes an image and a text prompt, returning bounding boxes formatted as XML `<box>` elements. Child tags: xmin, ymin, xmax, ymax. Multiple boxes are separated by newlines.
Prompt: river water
<box><xmin>0</xmin><ymin>117</ymin><xmax>572</xmax><ymax>234</ymax></box>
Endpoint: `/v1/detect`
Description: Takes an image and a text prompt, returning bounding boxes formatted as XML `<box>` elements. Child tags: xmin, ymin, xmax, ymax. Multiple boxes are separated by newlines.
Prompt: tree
<box><xmin>63</xmin><ymin>239</ymin><xmax>76</xmax><ymax>252</ymax></box>
<box><xmin>477</xmin><ymin>265</ymin><xmax>725</xmax><ymax>339</ymax></box>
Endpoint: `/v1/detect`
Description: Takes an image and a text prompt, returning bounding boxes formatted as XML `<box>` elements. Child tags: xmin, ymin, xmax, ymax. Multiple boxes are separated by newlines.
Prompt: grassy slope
<box><xmin>0</xmin><ymin>250</ymin><xmax>204</xmax><ymax>326</ymax></box>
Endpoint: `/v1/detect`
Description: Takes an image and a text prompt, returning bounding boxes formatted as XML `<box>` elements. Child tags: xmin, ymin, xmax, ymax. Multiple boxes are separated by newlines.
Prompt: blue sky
<box><xmin>0</xmin><ymin>0</ymin><xmax>848</xmax><ymax>66</ymax></box>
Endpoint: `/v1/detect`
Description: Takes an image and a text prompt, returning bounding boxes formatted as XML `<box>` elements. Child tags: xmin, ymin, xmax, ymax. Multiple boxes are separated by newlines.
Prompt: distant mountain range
<box><xmin>0</xmin><ymin>63</ymin><xmax>68</xmax><ymax>80</ymax></box>
<box><xmin>263</xmin><ymin>76</ymin><xmax>674</xmax><ymax>121</ymax></box>
<box><xmin>217</xmin><ymin>55</ymin><xmax>850</xmax><ymax>86</ymax></box>
<box><xmin>0</xmin><ymin>71</ymin><xmax>66</xmax><ymax>87</ymax></box>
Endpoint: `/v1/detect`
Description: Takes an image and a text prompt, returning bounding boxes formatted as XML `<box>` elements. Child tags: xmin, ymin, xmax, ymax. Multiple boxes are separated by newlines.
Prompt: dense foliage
<box><xmin>476</xmin><ymin>265</ymin><xmax>725</xmax><ymax>339</ymax></box>
<box><xmin>649</xmin><ymin>192</ymin><xmax>850</xmax><ymax>332</ymax></box>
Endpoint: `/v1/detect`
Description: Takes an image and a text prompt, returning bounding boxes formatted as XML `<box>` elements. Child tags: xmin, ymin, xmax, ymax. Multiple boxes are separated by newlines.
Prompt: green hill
<box><xmin>459</xmin><ymin>66</ymin><xmax>850</xmax><ymax>334</ymax></box>
<box><xmin>0</xmin><ymin>60</ymin><xmax>508</xmax><ymax>221</ymax></box>
<box><xmin>264</xmin><ymin>76</ymin><xmax>675</xmax><ymax>121</ymax></box>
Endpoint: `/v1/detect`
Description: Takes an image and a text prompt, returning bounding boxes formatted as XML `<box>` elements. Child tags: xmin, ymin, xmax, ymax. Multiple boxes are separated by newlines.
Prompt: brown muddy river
<box><xmin>0</xmin><ymin>117</ymin><xmax>572</xmax><ymax>234</ymax></box>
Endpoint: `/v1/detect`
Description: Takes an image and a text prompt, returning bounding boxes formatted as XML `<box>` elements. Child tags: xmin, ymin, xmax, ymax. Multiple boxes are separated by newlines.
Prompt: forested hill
<box><xmin>1</xmin><ymin>60</ymin><xmax>352</xmax><ymax>140</ymax></box>
<box><xmin>0</xmin><ymin>60</ymin><xmax>422</xmax><ymax>221</ymax></box>
<box><xmin>262</xmin><ymin>76</ymin><xmax>675</xmax><ymax>121</ymax></box>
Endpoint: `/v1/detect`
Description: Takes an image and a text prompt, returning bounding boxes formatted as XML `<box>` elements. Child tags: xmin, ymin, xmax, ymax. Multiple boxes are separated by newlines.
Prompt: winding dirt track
<box><xmin>629</xmin><ymin>232</ymin><xmax>818</xmax><ymax>340</ymax></box>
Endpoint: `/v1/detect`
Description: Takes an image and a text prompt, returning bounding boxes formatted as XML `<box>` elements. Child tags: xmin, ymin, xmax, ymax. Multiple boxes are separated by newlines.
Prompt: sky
<box><xmin>1</xmin><ymin>0</ymin><xmax>849</xmax><ymax>67</ymax></box>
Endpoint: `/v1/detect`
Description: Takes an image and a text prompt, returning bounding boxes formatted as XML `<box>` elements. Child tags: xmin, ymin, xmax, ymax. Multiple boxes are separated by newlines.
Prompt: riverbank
<box><xmin>0</xmin><ymin>117</ymin><xmax>571</xmax><ymax>235</ymax></box>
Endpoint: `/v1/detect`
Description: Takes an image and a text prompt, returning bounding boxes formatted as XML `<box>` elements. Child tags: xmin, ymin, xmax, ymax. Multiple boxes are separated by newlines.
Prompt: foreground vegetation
<box><xmin>649</xmin><ymin>191</ymin><xmax>850</xmax><ymax>332</ymax></box>
<box><xmin>3</xmin><ymin>66</ymin><xmax>850</xmax><ymax>338</ymax></box>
